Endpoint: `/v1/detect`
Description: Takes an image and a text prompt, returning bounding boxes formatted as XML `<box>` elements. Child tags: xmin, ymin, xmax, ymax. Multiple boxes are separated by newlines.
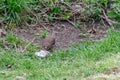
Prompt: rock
<box><xmin>42</xmin><ymin>35</ymin><xmax>55</xmax><ymax>50</ymax></box>
<box><xmin>35</xmin><ymin>50</ymin><xmax>50</xmax><ymax>58</ymax></box>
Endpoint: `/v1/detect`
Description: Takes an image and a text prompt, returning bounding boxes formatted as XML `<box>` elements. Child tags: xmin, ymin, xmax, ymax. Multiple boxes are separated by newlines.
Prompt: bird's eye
<box><xmin>45</xmin><ymin>46</ymin><xmax>47</xmax><ymax>49</ymax></box>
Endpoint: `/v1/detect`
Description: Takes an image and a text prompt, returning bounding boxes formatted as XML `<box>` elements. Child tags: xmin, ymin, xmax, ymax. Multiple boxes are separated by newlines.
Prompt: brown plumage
<box><xmin>42</xmin><ymin>35</ymin><xmax>55</xmax><ymax>51</ymax></box>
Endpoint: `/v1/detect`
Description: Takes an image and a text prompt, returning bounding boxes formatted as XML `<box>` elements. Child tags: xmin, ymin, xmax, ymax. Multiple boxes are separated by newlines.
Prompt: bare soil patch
<box><xmin>85</xmin><ymin>67</ymin><xmax>120</xmax><ymax>80</ymax></box>
<box><xmin>104</xmin><ymin>67</ymin><xmax>120</xmax><ymax>75</ymax></box>
<box><xmin>15</xmin><ymin>21</ymin><xmax>108</xmax><ymax>49</ymax></box>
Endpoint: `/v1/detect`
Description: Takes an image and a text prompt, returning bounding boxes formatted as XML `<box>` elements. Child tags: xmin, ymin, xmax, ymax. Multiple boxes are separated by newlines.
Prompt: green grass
<box><xmin>0</xmin><ymin>29</ymin><xmax>120</xmax><ymax>80</ymax></box>
<box><xmin>1</xmin><ymin>0</ymin><xmax>120</xmax><ymax>28</ymax></box>
<box><xmin>0</xmin><ymin>0</ymin><xmax>28</xmax><ymax>24</ymax></box>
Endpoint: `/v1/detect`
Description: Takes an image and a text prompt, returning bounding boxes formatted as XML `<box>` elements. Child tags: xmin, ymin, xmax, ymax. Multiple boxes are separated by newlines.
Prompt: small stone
<box><xmin>35</xmin><ymin>50</ymin><xmax>50</xmax><ymax>58</ymax></box>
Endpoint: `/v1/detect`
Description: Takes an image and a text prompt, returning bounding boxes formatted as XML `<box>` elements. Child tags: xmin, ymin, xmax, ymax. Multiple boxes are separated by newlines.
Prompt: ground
<box><xmin>0</xmin><ymin>17</ymin><xmax>120</xmax><ymax>80</ymax></box>
<box><xmin>85</xmin><ymin>52</ymin><xmax>120</xmax><ymax>80</ymax></box>
<box><xmin>15</xmin><ymin>21</ymin><xmax>108</xmax><ymax>49</ymax></box>
<box><xmin>0</xmin><ymin>1</ymin><xmax>120</xmax><ymax>80</ymax></box>
<box><xmin>0</xmin><ymin>21</ymin><xmax>120</xmax><ymax>80</ymax></box>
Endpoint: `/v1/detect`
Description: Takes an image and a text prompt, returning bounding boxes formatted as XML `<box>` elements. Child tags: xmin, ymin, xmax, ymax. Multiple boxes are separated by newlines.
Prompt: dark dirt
<box><xmin>15</xmin><ymin>21</ymin><xmax>108</xmax><ymax>49</ymax></box>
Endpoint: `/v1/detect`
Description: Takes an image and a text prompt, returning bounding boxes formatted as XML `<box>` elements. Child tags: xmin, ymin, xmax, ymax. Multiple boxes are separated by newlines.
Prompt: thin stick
<box><xmin>13</xmin><ymin>43</ymin><xmax>18</xmax><ymax>52</ymax></box>
<box><xmin>67</xmin><ymin>19</ymin><xmax>76</xmax><ymax>27</ymax></box>
<box><xmin>40</xmin><ymin>23</ymin><xmax>50</xmax><ymax>31</ymax></box>
<box><xmin>102</xmin><ymin>9</ymin><xmax>114</xmax><ymax>28</ymax></box>
<box><xmin>25</xmin><ymin>9</ymin><xmax>38</xmax><ymax>27</ymax></box>
<box><xmin>22</xmin><ymin>37</ymin><xmax>36</xmax><ymax>53</ymax></box>
<box><xmin>101</xmin><ymin>19</ymin><xmax>107</xmax><ymax>28</ymax></box>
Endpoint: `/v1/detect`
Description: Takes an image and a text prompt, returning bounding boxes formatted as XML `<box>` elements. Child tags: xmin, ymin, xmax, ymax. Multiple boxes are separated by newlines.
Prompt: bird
<box><xmin>42</xmin><ymin>32</ymin><xmax>56</xmax><ymax>51</ymax></box>
<box><xmin>35</xmin><ymin>31</ymin><xmax>56</xmax><ymax>58</ymax></box>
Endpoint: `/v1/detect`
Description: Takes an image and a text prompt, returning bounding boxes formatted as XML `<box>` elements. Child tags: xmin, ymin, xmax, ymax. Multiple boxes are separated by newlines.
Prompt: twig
<box><xmin>24</xmin><ymin>9</ymin><xmax>38</xmax><ymax>27</ymax></box>
<box><xmin>22</xmin><ymin>37</ymin><xmax>36</xmax><ymax>53</ymax></box>
<box><xmin>13</xmin><ymin>43</ymin><xmax>18</xmax><ymax>52</ymax></box>
<box><xmin>18</xmin><ymin>45</ymin><xmax>23</xmax><ymax>52</ymax></box>
<box><xmin>3</xmin><ymin>41</ymin><xmax>10</xmax><ymax>50</ymax></box>
<box><xmin>59</xmin><ymin>1</ymin><xmax>72</xmax><ymax>10</ymax></box>
<box><xmin>101</xmin><ymin>19</ymin><xmax>107</xmax><ymax>28</ymax></box>
<box><xmin>87</xmin><ymin>18</ymin><xmax>96</xmax><ymax>34</ymax></box>
<box><xmin>91</xmin><ymin>18</ymin><xmax>95</xmax><ymax>28</ymax></box>
<box><xmin>66</xmin><ymin>19</ymin><xmax>76</xmax><ymax>27</ymax></box>
<box><xmin>101</xmin><ymin>9</ymin><xmax>114</xmax><ymax>28</ymax></box>
<box><xmin>39</xmin><ymin>23</ymin><xmax>50</xmax><ymax>31</ymax></box>
<box><xmin>27</xmin><ymin>1</ymin><xmax>40</xmax><ymax>4</ymax></box>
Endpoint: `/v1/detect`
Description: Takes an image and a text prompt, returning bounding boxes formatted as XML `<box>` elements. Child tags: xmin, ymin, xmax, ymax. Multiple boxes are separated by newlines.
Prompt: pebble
<box><xmin>35</xmin><ymin>50</ymin><xmax>50</xmax><ymax>58</ymax></box>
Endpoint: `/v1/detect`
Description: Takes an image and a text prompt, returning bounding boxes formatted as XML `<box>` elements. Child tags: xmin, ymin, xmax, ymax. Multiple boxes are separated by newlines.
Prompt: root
<box><xmin>99</xmin><ymin>9</ymin><xmax>114</xmax><ymax>29</ymax></box>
